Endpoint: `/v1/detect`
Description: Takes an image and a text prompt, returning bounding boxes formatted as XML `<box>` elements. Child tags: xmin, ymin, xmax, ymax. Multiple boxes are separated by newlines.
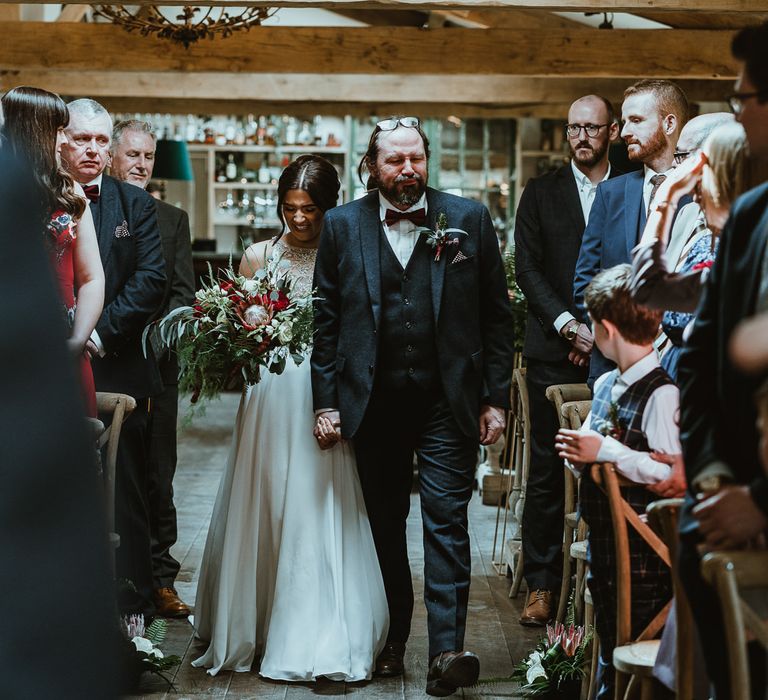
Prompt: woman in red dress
<box><xmin>2</xmin><ymin>86</ymin><xmax>104</xmax><ymax>416</ymax></box>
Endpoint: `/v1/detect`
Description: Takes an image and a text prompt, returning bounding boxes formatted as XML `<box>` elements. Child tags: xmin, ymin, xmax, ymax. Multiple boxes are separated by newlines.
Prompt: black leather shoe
<box><xmin>426</xmin><ymin>650</ymin><xmax>480</xmax><ymax>697</ymax></box>
<box><xmin>375</xmin><ymin>642</ymin><xmax>406</xmax><ymax>677</ymax></box>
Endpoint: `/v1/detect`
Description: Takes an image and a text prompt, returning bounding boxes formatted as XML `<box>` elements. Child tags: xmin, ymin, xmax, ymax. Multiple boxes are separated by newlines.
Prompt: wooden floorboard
<box><xmin>127</xmin><ymin>393</ymin><xmax>541</xmax><ymax>698</ymax></box>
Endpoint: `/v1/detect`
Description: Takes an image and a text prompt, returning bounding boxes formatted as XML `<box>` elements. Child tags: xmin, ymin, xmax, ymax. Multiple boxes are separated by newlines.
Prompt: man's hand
<box><xmin>568</xmin><ymin>349</ymin><xmax>590</xmax><ymax>368</ymax></box>
<box><xmin>693</xmin><ymin>485</ymin><xmax>768</xmax><ymax>550</ymax></box>
<box><xmin>84</xmin><ymin>338</ymin><xmax>101</xmax><ymax>359</ymax></box>
<box><xmin>313</xmin><ymin>410</ymin><xmax>341</xmax><ymax>450</ymax></box>
<box><xmin>572</xmin><ymin>323</ymin><xmax>594</xmax><ymax>354</ymax></box>
<box><xmin>556</xmin><ymin>428</ymin><xmax>603</xmax><ymax>465</ymax></box>
<box><xmin>479</xmin><ymin>405</ymin><xmax>506</xmax><ymax>446</ymax></box>
<box><xmin>647</xmin><ymin>452</ymin><xmax>687</xmax><ymax>498</ymax></box>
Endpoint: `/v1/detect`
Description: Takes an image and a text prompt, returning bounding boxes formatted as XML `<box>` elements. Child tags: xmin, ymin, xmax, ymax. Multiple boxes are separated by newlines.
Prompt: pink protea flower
<box><xmin>123</xmin><ymin>613</ymin><xmax>145</xmax><ymax>639</ymax></box>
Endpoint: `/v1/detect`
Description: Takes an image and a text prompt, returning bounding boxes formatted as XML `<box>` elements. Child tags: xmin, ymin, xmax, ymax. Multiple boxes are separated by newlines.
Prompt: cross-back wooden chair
<box><xmin>590</xmin><ymin>462</ymin><xmax>673</xmax><ymax>700</ymax></box>
<box><xmin>95</xmin><ymin>391</ymin><xmax>137</xmax><ymax>573</ymax></box>
<box><xmin>505</xmin><ymin>367</ymin><xmax>531</xmax><ymax>599</ymax></box>
<box><xmin>701</xmin><ymin>551</ymin><xmax>768</xmax><ymax>700</ymax></box>
<box><xmin>646</xmin><ymin>498</ymin><xmax>695</xmax><ymax>700</ymax></box>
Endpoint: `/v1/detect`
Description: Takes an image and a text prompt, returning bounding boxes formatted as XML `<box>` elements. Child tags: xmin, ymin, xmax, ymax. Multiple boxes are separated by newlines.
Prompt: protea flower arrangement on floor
<box><xmin>120</xmin><ymin>614</ymin><xmax>181</xmax><ymax>691</ymax></box>
<box><xmin>510</xmin><ymin>622</ymin><xmax>591</xmax><ymax>698</ymax></box>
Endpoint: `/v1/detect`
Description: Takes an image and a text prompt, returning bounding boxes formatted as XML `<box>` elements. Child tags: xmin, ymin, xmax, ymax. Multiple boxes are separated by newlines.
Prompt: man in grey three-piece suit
<box><xmin>311</xmin><ymin>117</ymin><xmax>515</xmax><ymax>697</ymax></box>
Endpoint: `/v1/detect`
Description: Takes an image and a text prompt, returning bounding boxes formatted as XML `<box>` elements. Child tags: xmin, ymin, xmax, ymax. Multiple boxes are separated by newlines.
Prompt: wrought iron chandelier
<box><xmin>91</xmin><ymin>5</ymin><xmax>277</xmax><ymax>48</ymax></box>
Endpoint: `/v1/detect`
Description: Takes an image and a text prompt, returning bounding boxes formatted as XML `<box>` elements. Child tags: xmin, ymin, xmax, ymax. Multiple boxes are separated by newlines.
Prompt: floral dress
<box><xmin>660</xmin><ymin>233</ymin><xmax>716</xmax><ymax>381</ymax></box>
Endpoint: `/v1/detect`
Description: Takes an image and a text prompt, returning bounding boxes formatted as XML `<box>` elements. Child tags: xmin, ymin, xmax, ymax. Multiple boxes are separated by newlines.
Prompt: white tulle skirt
<box><xmin>192</xmin><ymin>357</ymin><xmax>389</xmax><ymax>680</ymax></box>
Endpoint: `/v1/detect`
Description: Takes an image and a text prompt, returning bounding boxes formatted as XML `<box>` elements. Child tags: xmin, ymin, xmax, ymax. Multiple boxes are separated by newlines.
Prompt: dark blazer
<box><xmin>153</xmin><ymin>199</ymin><xmax>195</xmax><ymax>321</ymax></box>
<box><xmin>678</xmin><ymin>182</ymin><xmax>768</xmax><ymax>523</ymax></box>
<box><xmin>152</xmin><ymin>199</ymin><xmax>195</xmax><ymax>386</ymax></box>
<box><xmin>573</xmin><ymin>169</ymin><xmax>645</xmax><ymax>318</ymax></box>
<box><xmin>90</xmin><ymin>174</ymin><xmax>166</xmax><ymax>399</ymax></box>
<box><xmin>311</xmin><ymin>187</ymin><xmax>515</xmax><ymax>439</ymax></box>
<box><xmin>515</xmin><ymin>164</ymin><xmax>621</xmax><ymax>362</ymax></box>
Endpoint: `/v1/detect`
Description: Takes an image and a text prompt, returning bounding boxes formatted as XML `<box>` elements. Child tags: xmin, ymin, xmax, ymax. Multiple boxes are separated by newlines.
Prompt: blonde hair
<box><xmin>701</xmin><ymin>122</ymin><xmax>750</xmax><ymax>208</ymax></box>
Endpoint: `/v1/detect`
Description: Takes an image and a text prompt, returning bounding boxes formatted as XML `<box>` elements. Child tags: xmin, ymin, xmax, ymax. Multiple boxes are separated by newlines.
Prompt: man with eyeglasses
<box><xmin>676</xmin><ymin>21</ymin><xmax>768</xmax><ymax>699</ymax></box>
<box><xmin>312</xmin><ymin>116</ymin><xmax>514</xmax><ymax>696</ymax></box>
<box><xmin>514</xmin><ymin>95</ymin><xmax>619</xmax><ymax>628</ymax></box>
<box><xmin>61</xmin><ymin>98</ymin><xmax>165</xmax><ymax>622</ymax></box>
<box><xmin>573</xmin><ymin>79</ymin><xmax>688</xmax><ymax>387</ymax></box>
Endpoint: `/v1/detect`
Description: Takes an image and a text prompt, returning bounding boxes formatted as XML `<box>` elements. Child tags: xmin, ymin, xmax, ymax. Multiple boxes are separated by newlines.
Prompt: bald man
<box><xmin>514</xmin><ymin>95</ymin><xmax>621</xmax><ymax>625</ymax></box>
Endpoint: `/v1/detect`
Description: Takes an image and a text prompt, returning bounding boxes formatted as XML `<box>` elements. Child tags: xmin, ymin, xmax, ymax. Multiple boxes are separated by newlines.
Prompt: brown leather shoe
<box><xmin>426</xmin><ymin>650</ymin><xmax>480</xmax><ymax>696</ymax></box>
<box><xmin>519</xmin><ymin>589</ymin><xmax>553</xmax><ymax>627</ymax></box>
<box><xmin>375</xmin><ymin>642</ymin><xmax>406</xmax><ymax>677</ymax></box>
<box><xmin>154</xmin><ymin>587</ymin><xmax>191</xmax><ymax>618</ymax></box>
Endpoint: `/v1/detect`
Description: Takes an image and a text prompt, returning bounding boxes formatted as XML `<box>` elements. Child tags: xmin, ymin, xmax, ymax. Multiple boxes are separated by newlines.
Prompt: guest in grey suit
<box><xmin>573</xmin><ymin>80</ymin><xmax>689</xmax><ymax>385</ymax></box>
<box><xmin>311</xmin><ymin>117</ymin><xmax>514</xmax><ymax>697</ymax></box>
<box><xmin>515</xmin><ymin>95</ymin><xmax>620</xmax><ymax>626</ymax></box>
<box><xmin>110</xmin><ymin>119</ymin><xmax>195</xmax><ymax>619</ymax></box>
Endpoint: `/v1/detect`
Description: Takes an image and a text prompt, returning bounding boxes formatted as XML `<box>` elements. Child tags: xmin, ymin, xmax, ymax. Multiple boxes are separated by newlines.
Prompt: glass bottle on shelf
<box><xmin>266</xmin><ymin>117</ymin><xmax>278</xmax><ymax>146</ymax></box>
<box><xmin>245</xmin><ymin>113</ymin><xmax>257</xmax><ymax>144</ymax></box>
<box><xmin>257</xmin><ymin>116</ymin><xmax>267</xmax><ymax>146</ymax></box>
<box><xmin>185</xmin><ymin>115</ymin><xmax>197</xmax><ymax>143</ymax></box>
<box><xmin>284</xmin><ymin>117</ymin><xmax>298</xmax><ymax>145</ymax></box>
<box><xmin>258</xmin><ymin>157</ymin><xmax>271</xmax><ymax>184</ymax></box>
<box><xmin>225</xmin><ymin>154</ymin><xmax>238</xmax><ymax>181</ymax></box>
<box><xmin>297</xmin><ymin>120</ymin><xmax>312</xmax><ymax>146</ymax></box>
<box><xmin>234</xmin><ymin>119</ymin><xmax>247</xmax><ymax>146</ymax></box>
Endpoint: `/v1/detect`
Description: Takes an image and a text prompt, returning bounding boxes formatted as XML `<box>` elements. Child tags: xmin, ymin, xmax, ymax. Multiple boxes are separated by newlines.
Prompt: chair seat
<box><xmin>570</xmin><ymin>539</ymin><xmax>588</xmax><ymax>561</ymax></box>
<box><xmin>612</xmin><ymin>640</ymin><xmax>659</xmax><ymax>677</ymax></box>
<box><xmin>565</xmin><ymin>511</ymin><xmax>579</xmax><ymax>528</ymax></box>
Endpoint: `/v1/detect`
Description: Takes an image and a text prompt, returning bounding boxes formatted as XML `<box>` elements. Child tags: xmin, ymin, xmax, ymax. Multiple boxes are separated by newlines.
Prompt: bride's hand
<box><xmin>314</xmin><ymin>411</ymin><xmax>341</xmax><ymax>450</ymax></box>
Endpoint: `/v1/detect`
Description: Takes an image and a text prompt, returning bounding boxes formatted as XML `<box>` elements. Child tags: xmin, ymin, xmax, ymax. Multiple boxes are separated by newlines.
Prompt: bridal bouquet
<box><xmin>510</xmin><ymin>622</ymin><xmax>590</xmax><ymax>698</ymax></box>
<box><xmin>146</xmin><ymin>255</ymin><xmax>314</xmax><ymax>404</ymax></box>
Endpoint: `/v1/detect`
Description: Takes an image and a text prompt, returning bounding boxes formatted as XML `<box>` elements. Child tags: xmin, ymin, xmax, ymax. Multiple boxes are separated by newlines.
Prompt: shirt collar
<box><xmin>643</xmin><ymin>164</ymin><xmax>674</xmax><ymax>187</ymax></box>
<box><xmin>85</xmin><ymin>174</ymin><xmax>104</xmax><ymax>189</ymax></box>
<box><xmin>571</xmin><ymin>161</ymin><xmax>611</xmax><ymax>190</ymax></box>
<box><xmin>379</xmin><ymin>192</ymin><xmax>428</xmax><ymax>223</ymax></box>
<box><xmin>616</xmin><ymin>350</ymin><xmax>660</xmax><ymax>387</ymax></box>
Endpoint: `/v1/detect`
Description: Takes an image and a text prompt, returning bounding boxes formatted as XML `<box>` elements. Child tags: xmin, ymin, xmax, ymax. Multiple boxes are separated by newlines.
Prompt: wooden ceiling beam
<box><xmin>635</xmin><ymin>11</ymin><xmax>768</xmax><ymax>29</ymax></box>
<box><xmin>0</xmin><ymin>4</ymin><xmax>20</xmax><ymax>20</ymax></box>
<box><xmin>12</xmin><ymin>1</ymin><xmax>767</xmax><ymax>11</ymax></box>
<box><xmin>0</xmin><ymin>70</ymin><xmax>731</xmax><ymax>105</ymax></box>
<box><xmin>0</xmin><ymin>23</ymin><xmax>739</xmax><ymax>78</ymax></box>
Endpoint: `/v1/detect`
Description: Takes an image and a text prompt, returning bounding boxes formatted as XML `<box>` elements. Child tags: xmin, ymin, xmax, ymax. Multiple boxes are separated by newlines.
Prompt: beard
<box><xmin>376</xmin><ymin>172</ymin><xmax>427</xmax><ymax>208</ymax></box>
<box><xmin>625</xmin><ymin>125</ymin><xmax>667</xmax><ymax>163</ymax></box>
<box><xmin>569</xmin><ymin>139</ymin><xmax>609</xmax><ymax>168</ymax></box>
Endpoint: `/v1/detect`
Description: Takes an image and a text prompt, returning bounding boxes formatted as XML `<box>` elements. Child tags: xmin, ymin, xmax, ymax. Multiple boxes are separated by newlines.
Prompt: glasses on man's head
<box><xmin>376</xmin><ymin>117</ymin><xmax>420</xmax><ymax>132</ymax></box>
<box><xmin>673</xmin><ymin>150</ymin><xmax>691</xmax><ymax>165</ymax></box>
<box><xmin>727</xmin><ymin>91</ymin><xmax>767</xmax><ymax>116</ymax></box>
<box><xmin>565</xmin><ymin>123</ymin><xmax>609</xmax><ymax>139</ymax></box>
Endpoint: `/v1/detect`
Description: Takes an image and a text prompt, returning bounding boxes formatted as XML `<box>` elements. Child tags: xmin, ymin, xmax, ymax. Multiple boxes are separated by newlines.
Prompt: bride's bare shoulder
<box><xmin>239</xmin><ymin>240</ymin><xmax>273</xmax><ymax>278</ymax></box>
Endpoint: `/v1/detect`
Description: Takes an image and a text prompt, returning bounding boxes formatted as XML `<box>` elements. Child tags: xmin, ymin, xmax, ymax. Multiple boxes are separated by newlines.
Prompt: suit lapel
<box><xmin>625</xmin><ymin>170</ymin><xmax>645</xmax><ymax>259</ymax></box>
<box><xmin>359</xmin><ymin>192</ymin><xmax>382</xmax><ymax>329</ymax></box>
<box><xmin>425</xmin><ymin>189</ymin><xmax>448</xmax><ymax>326</ymax></box>
<box><xmin>96</xmin><ymin>175</ymin><xmax>118</xmax><ymax>267</ymax></box>
<box><xmin>558</xmin><ymin>166</ymin><xmax>586</xmax><ymax>231</ymax></box>
<box><xmin>746</xmin><ymin>206</ymin><xmax>768</xmax><ymax>311</ymax></box>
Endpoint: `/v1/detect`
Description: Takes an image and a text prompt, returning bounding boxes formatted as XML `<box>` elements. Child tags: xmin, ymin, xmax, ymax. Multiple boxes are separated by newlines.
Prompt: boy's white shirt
<box><xmin>575</xmin><ymin>351</ymin><xmax>680</xmax><ymax>484</ymax></box>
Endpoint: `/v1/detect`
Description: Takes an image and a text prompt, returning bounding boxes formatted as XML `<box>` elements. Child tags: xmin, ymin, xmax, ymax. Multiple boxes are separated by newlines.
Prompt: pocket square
<box><xmin>451</xmin><ymin>250</ymin><xmax>469</xmax><ymax>264</ymax></box>
<box><xmin>114</xmin><ymin>220</ymin><xmax>130</xmax><ymax>238</ymax></box>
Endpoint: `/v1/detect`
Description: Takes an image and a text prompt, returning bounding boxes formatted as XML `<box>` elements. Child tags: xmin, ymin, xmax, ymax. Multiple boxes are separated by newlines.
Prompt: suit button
<box><xmin>403</xmin><ymin>273</ymin><xmax>409</xmax><ymax>281</ymax></box>
<box><xmin>408</xmin><ymin>367</ymin><xmax>415</xmax><ymax>375</ymax></box>
<box><xmin>407</xmin><ymin>345</ymin><xmax>414</xmax><ymax>353</ymax></box>
<box><xmin>405</xmin><ymin>321</ymin><xmax>412</xmax><ymax>329</ymax></box>
<box><xmin>368</xmin><ymin>364</ymin><xmax>374</xmax><ymax>374</ymax></box>
<box><xmin>403</xmin><ymin>297</ymin><xmax>410</xmax><ymax>305</ymax></box>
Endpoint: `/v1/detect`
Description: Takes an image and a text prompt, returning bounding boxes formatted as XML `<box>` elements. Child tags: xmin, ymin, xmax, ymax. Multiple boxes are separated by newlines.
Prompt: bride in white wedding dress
<box><xmin>192</xmin><ymin>155</ymin><xmax>388</xmax><ymax>681</ymax></box>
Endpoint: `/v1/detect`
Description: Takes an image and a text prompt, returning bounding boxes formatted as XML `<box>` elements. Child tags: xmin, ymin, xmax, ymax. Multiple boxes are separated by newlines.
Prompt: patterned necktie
<box><xmin>83</xmin><ymin>184</ymin><xmax>100</xmax><ymax>203</ymax></box>
<box><xmin>646</xmin><ymin>174</ymin><xmax>666</xmax><ymax>218</ymax></box>
<box><xmin>384</xmin><ymin>208</ymin><xmax>426</xmax><ymax>227</ymax></box>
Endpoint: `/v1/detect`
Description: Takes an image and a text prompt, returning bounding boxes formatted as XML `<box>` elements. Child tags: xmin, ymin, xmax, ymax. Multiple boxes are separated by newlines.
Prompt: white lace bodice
<box><xmin>272</xmin><ymin>239</ymin><xmax>316</xmax><ymax>296</ymax></box>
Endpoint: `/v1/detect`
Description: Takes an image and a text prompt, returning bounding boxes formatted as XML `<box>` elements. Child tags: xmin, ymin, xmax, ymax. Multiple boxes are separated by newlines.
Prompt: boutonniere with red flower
<box><xmin>691</xmin><ymin>260</ymin><xmax>714</xmax><ymax>272</ymax></box>
<box><xmin>416</xmin><ymin>212</ymin><xmax>468</xmax><ymax>262</ymax></box>
<box><xmin>596</xmin><ymin>402</ymin><xmax>627</xmax><ymax>443</ymax></box>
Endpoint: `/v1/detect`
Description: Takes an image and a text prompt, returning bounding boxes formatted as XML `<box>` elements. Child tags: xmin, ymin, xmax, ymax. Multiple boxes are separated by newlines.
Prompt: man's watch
<box><xmin>563</xmin><ymin>321</ymin><xmax>579</xmax><ymax>342</ymax></box>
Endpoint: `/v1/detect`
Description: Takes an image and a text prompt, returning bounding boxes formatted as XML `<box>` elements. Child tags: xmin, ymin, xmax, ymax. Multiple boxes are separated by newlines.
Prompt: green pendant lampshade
<box><xmin>152</xmin><ymin>140</ymin><xmax>194</xmax><ymax>181</ymax></box>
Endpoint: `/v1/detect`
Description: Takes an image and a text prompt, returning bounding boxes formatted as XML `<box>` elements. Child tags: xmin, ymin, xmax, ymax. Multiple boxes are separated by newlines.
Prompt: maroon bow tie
<box><xmin>83</xmin><ymin>184</ymin><xmax>100</xmax><ymax>203</ymax></box>
<box><xmin>384</xmin><ymin>208</ymin><xmax>426</xmax><ymax>227</ymax></box>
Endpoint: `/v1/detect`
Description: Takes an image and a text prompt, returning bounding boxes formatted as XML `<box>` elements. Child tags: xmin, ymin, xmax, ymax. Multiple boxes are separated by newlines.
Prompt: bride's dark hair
<box><xmin>274</xmin><ymin>155</ymin><xmax>340</xmax><ymax>241</ymax></box>
<box><xmin>1</xmin><ymin>86</ymin><xmax>85</xmax><ymax>222</ymax></box>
